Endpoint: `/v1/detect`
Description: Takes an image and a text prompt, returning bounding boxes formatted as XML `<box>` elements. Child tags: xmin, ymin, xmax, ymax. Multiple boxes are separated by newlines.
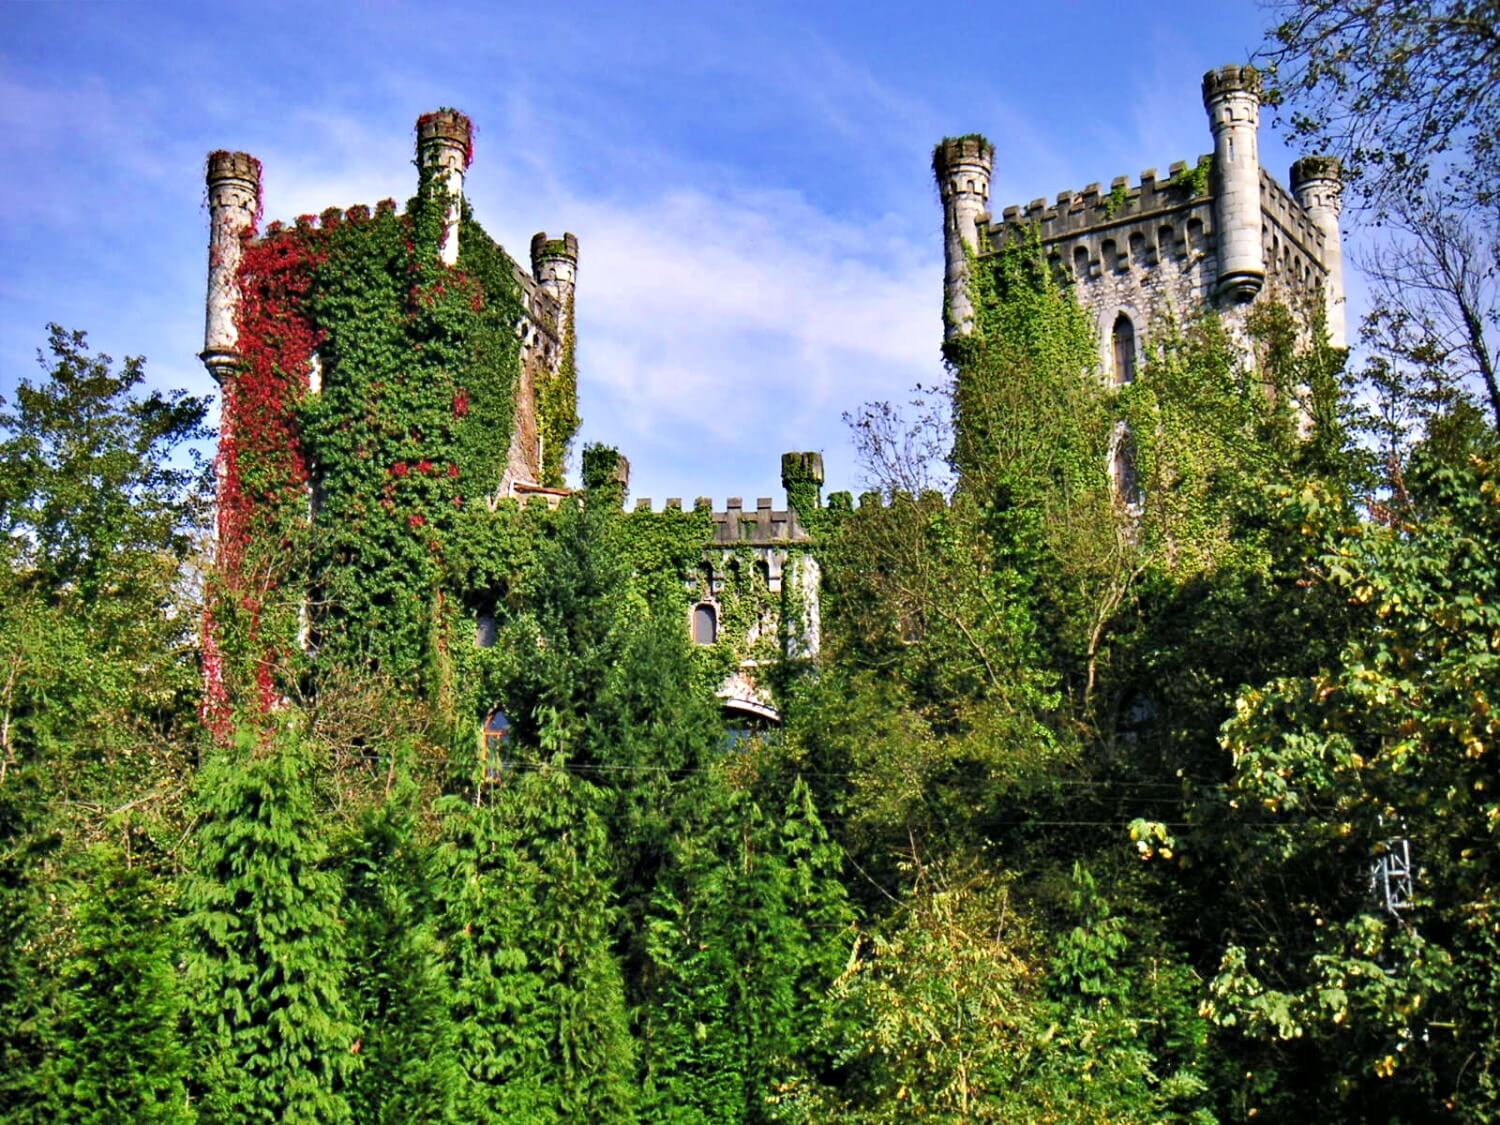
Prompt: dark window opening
<box><xmin>693</xmin><ymin>602</ymin><xmax>718</xmax><ymax>645</ymax></box>
<box><xmin>1113</xmin><ymin>429</ymin><xmax>1142</xmax><ymax>508</ymax></box>
<box><xmin>1112</xmin><ymin>314</ymin><xmax>1136</xmax><ymax>385</ymax></box>
<box><xmin>721</xmin><ymin>705</ymin><xmax>780</xmax><ymax>752</ymax></box>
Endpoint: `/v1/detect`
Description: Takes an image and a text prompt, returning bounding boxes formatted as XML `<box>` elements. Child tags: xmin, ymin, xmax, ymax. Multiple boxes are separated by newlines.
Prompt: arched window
<box><xmin>1112</xmin><ymin>314</ymin><xmax>1137</xmax><ymax>385</ymax></box>
<box><xmin>1111</xmin><ymin>426</ymin><xmax>1142</xmax><ymax>509</ymax></box>
<box><xmin>482</xmin><ymin>710</ymin><xmax>511</xmax><ymax>780</ymax></box>
<box><xmin>692</xmin><ymin>602</ymin><xmax>718</xmax><ymax>645</ymax></box>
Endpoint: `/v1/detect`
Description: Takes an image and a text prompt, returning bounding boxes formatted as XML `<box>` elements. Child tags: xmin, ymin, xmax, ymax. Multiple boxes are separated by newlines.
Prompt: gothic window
<box><xmin>482</xmin><ymin>710</ymin><xmax>511</xmax><ymax>780</ymax></box>
<box><xmin>1112</xmin><ymin>314</ymin><xmax>1137</xmax><ymax>385</ymax></box>
<box><xmin>693</xmin><ymin>602</ymin><xmax>718</xmax><ymax>645</ymax></box>
<box><xmin>1111</xmin><ymin>425</ymin><xmax>1143</xmax><ymax>509</ymax></box>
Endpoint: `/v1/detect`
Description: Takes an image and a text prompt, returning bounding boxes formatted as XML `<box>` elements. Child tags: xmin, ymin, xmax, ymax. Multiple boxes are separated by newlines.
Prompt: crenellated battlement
<box><xmin>988</xmin><ymin>156</ymin><xmax>1214</xmax><ymax>246</ymax></box>
<box><xmin>1201</xmin><ymin>64</ymin><xmax>1262</xmax><ymax>104</ymax></box>
<box><xmin>941</xmin><ymin>63</ymin><xmax>1346</xmax><ymax>364</ymax></box>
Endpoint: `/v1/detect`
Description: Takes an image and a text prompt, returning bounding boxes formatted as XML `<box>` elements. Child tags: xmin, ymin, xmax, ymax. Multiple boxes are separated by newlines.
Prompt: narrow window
<box><xmin>693</xmin><ymin>602</ymin><xmax>718</xmax><ymax>645</ymax></box>
<box><xmin>1112</xmin><ymin>427</ymin><xmax>1142</xmax><ymax>508</ymax></box>
<box><xmin>1112</xmin><ymin>314</ymin><xmax>1136</xmax><ymax>385</ymax></box>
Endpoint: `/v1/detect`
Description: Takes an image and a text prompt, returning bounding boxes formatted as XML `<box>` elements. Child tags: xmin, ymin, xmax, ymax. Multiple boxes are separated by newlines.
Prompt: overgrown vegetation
<box><xmin>3</xmin><ymin>16</ymin><xmax>1499</xmax><ymax>1114</ymax></box>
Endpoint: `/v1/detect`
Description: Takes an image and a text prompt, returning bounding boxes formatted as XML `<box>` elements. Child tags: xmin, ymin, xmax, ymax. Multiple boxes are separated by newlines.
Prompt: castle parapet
<box><xmin>988</xmin><ymin>159</ymin><xmax>1214</xmax><ymax>247</ymax></box>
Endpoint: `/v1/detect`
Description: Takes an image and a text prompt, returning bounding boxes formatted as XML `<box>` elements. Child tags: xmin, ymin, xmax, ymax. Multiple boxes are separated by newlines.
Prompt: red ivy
<box><xmin>208</xmin><ymin>220</ymin><xmax>327</xmax><ymax>724</ymax></box>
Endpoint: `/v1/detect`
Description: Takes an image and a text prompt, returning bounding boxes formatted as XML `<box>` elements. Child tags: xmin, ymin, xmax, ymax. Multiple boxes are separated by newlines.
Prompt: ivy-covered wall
<box><xmin>209</xmin><ymin>117</ymin><xmax>531</xmax><ymax>721</ymax></box>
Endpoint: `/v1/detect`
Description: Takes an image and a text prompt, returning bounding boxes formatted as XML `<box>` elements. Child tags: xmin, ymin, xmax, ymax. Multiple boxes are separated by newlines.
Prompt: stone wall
<box><xmin>499</xmin><ymin>267</ymin><xmax>563</xmax><ymax>496</ymax></box>
<box><xmin>985</xmin><ymin>160</ymin><xmax>1332</xmax><ymax>369</ymax></box>
<box><xmin>943</xmin><ymin>65</ymin><xmax>1347</xmax><ymax>371</ymax></box>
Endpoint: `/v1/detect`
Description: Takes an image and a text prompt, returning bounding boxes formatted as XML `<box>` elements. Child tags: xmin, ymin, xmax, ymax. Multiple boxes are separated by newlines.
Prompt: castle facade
<box><xmin>935</xmin><ymin>65</ymin><xmax>1345</xmax><ymax>371</ymax></box>
<box><xmin>198</xmin><ymin>66</ymin><xmax>1340</xmax><ymax>731</ymax></box>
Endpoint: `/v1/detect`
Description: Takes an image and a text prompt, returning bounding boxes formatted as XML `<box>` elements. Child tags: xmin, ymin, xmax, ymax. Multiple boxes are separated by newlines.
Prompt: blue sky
<box><xmin>0</xmin><ymin>0</ymin><xmax>1321</xmax><ymax>504</ymax></box>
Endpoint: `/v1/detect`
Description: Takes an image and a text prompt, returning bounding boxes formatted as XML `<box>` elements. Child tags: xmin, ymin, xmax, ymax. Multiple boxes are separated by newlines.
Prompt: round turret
<box><xmin>1201</xmin><ymin>64</ymin><xmax>1262</xmax><ymax>105</ymax></box>
<box><xmin>416</xmin><ymin>109</ymin><xmax>473</xmax><ymax>168</ymax></box>
<box><xmin>530</xmin><ymin>231</ymin><xmax>579</xmax><ymax>274</ymax></box>
<box><xmin>202</xmin><ymin>150</ymin><xmax>261</xmax><ymax>383</ymax></box>
<box><xmin>416</xmin><ymin>109</ymin><xmax>472</xmax><ymax>265</ymax></box>
<box><xmin>933</xmin><ymin>135</ymin><xmax>995</xmax><ymax>341</ymax></box>
<box><xmin>1290</xmin><ymin>155</ymin><xmax>1347</xmax><ymax>347</ymax></box>
<box><xmin>1202</xmin><ymin>65</ymin><xmax>1265</xmax><ymax>303</ymax></box>
<box><xmin>530</xmin><ymin>231</ymin><xmax>579</xmax><ymax>324</ymax></box>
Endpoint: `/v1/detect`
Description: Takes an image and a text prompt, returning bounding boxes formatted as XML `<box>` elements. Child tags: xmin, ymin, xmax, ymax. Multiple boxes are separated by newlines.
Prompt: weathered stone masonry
<box><xmin>936</xmin><ymin>65</ymin><xmax>1347</xmax><ymax>367</ymax></box>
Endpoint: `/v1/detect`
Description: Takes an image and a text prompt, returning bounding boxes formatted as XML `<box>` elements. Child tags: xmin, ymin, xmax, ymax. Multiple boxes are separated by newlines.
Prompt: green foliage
<box><xmin>0</xmin><ymin>324</ymin><xmax>210</xmax><ymax>600</ymax></box>
<box><xmin>0</xmin><ymin>325</ymin><xmax>207</xmax><ymax>803</ymax></box>
<box><xmin>182</xmin><ymin>732</ymin><xmax>356</xmax><ymax>1123</ymax></box>
<box><xmin>640</xmin><ymin>776</ymin><xmax>853</xmax><ymax>1122</ymax></box>
<box><xmin>0</xmin><ymin>327</ymin><xmax>207</xmax><ymax>1122</ymax></box>
<box><xmin>1261</xmin><ymin>0</ymin><xmax>1499</xmax><ymax>215</ymax></box>
<box><xmin>795</xmin><ymin>863</ymin><xmax>1041</xmax><ymax>1122</ymax></box>
<box><xmin>538</xmin><ymin>291</ymin><xmax>580</xmax><ymax>487</ymax></box>
<box><xmin>341</xmin><ymin>772</ymin><xmax>463</xmax><ymax>1123</ymax></box>
<box><xmin>1205</xmin><ymin>445</ymin><xmax>1500</xmax><ymax>1120</ymax></box>
<box><xmin>1168</xmin><ymin>155</ymin><xmax>1213</xmax><ymax>198</ymax></box>
<box><xmin>431</xmin><ymin>765</ymin><xmax>635</xmax><ymax>1123</ymax></box>
<box><xmin>1102</xmin><ymin>181</ymin><xmax>1129</xmax><ymax>217</ymax></box>
<box><xmin>296</xmin><ymin>190</ymin><xmax>525</xmax><ymax>685</ymax></box>
<box><xmin>26</xmin><ymin>845</ymin><xmax>191</xmax><ymax>1124</ymax></box>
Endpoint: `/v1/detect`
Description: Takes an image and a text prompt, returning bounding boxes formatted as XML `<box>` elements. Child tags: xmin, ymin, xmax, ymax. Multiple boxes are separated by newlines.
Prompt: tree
<box><xmin>430</xmin><ymin>764</ymin><xmax>635</xmax><ymax>1124</ymax></box>
<box><xmin>638</xmin><ymin>777</ymin><xmax>853</xmax><ymax>1122</ymax></box>
<box><xmin>1202</xmin><ymin>443</ymin><xmax>1500</xmax><ymax>1121</ymax></box>
<box><xmin>28</xmin><ymin>845</ymin><xmax>192</xmax><ymax>1125</ymax></box>
<box><xmin>182</xmin><ymin>733</ymin><xmax>357</xmax><ymax>1123</ymax></box>
<box><xmin>789</xmin><ymin>861</ymin><xmax>1042</xmax><ymax>1123</ymax></box>
<box><xmin>1356</xmin><ymin>191</ymin><xmax>1500</xmax><ymax>431</ymax></box>
<box><xmin>341</xmin><ymin>769</ymin><xmax>463</xmax><ymax>1124</ymax></box>
<box><xmin>1261</xmin><ymin>2</ymin><xmax>1500</xmax><ymax>433</ymax></box>
<box><xmin>1260</xmin><ymin>0</ymin><xmax>1500</xmax><ymax>218</ymax></box>
<box><xmin>0</xmin><ymin>323</ymin><xmax>209</xmax><ymax>812</ymax></box>
<box><xmin>0</xmin><ymin>326</ymin><xmax>210</xmax><ymax>1119</ymax></box>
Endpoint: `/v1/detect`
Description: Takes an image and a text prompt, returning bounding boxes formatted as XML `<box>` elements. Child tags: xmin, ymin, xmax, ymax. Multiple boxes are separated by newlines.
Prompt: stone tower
<box><xmin>201</xmin><ymin>150</ymin><xmax>261</xmax><ymax>385</ymax></box>
<box><xmin>933</xmin><ymin>135</ymin><xmax>995</xmax><ymax>341</ymax></box>
<box><xmin>938</xmin><ymin>65</ymin><xmax>1347</xmax><ymax>371</ymax></box>
<box><xmin>1202</xmin><ymin>65</ymin><xmax>1266</xmax><ymax>303</ymax></box>
<box><xmin>416</xmin><ymin>109</ymin><xmax>470</xmax><ymax>266</ymax></box>
<box><xmin>530</xmin><ymin>231</ymin><xmax>579</xmax><ymax>310</ymax></box>
<box><xmin>1289</xmin><ymin>155</ymin><xmax>1346</xmax><ymax>347</ymax></box>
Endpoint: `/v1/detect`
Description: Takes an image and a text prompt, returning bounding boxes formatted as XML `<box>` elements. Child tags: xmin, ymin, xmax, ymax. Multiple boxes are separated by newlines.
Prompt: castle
<box><xmin>935</xmin><ymin>65</ymin><xmax>1345</xmax><ymax>368</ymax></box>
<box><xmin>199</xmin><ymin>66</ymin><xmax>1340</xmax><ymax>731</ymax></box>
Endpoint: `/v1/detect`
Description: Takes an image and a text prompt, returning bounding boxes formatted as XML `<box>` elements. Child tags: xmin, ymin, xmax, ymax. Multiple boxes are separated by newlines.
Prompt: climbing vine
<box><xmin>1169</xmin><ymin>154</ymin><xmax>1214</xmax><ymax>198</ymax></box>
<box><xmin>206</xmin><ymin>203</ymin><xmax>323</xmax><ymax>727</ymax></box>
<box><xmin>212</xmin><ymin>125</ymin><xmax>527</xmax><ymax>716</ymax></box>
